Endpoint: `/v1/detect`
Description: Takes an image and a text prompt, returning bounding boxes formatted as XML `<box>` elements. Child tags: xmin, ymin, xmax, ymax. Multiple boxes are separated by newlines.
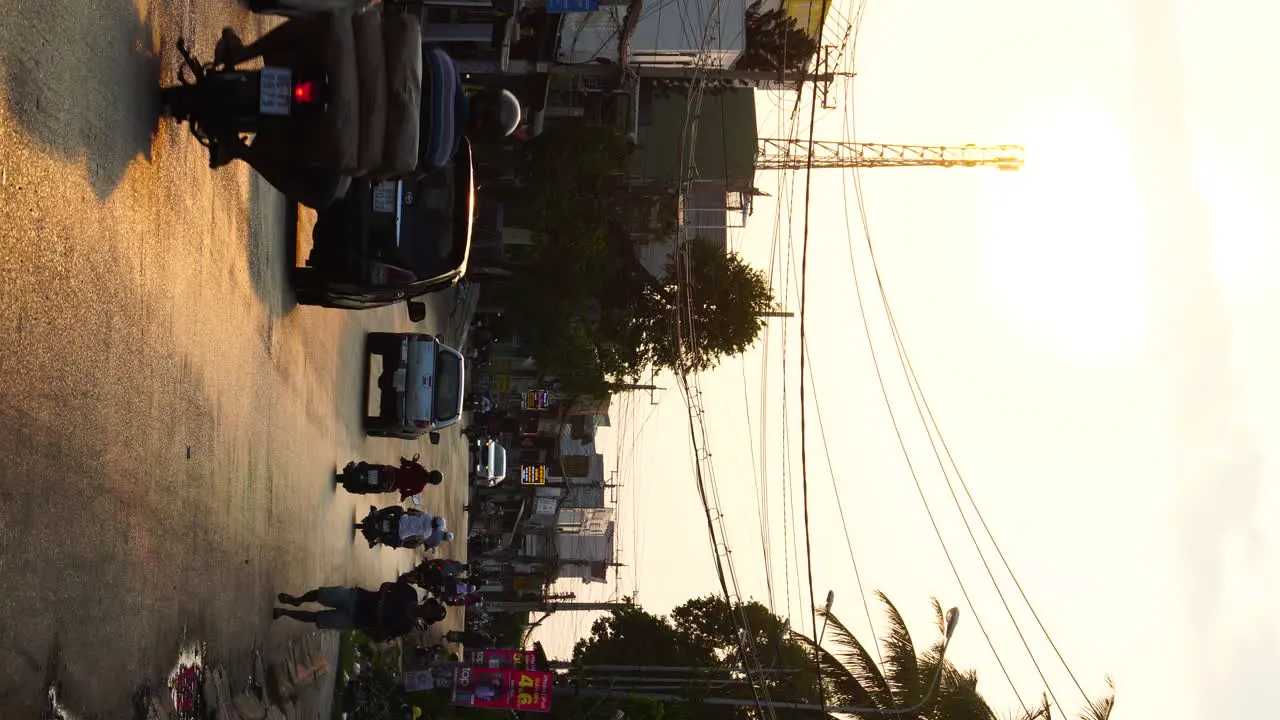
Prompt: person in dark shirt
<box><xmin>394</xmin><ymin>457</ymin><xmax>443</xmax><ymax>500</ymax></box>
<box><xmin>273</xmin><ymin>582</ymin><xmax>446</xmax><ymax>640</ymax></box>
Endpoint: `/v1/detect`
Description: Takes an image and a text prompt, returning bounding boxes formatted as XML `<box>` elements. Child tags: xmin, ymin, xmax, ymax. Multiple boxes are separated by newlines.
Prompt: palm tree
<box><xmin>791</xmin><ymin>592</ymin><xmax>1115</xmax><ymax>720</ymax></box>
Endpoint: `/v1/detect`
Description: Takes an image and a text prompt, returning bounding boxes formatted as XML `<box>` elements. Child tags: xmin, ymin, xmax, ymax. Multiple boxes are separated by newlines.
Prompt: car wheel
<box><xmin>289</xmin><ymin>266</ymin><xmax>316</xmax><ymax>286</ymax></box>
<box><xmin>366</xmin><ymin>332</ymin><xmax>401</xmax><ymax>355</ymax></box>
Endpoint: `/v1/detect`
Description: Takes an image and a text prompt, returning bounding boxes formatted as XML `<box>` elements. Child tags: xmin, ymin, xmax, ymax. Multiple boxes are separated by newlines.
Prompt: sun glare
<box><xmin>978</xmin><ymin>108</ymin><xmax>1148</xmax><ymax>359</ymax></box>
<box><xmin>1193</xmin><ymin>153</ymin><xmax>1276</xmax><ymax>291</ymax></box>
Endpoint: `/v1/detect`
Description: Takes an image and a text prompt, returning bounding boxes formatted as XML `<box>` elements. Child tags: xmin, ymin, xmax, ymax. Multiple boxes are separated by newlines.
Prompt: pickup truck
<box><xmin>365</xmin><ymin>332</ymin><xmax>465</xmax><ymax>442</ymax></box>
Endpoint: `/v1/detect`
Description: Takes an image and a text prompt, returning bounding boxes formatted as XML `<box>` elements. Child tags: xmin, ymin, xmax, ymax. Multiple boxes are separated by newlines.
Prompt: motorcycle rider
<box><xmin>357</xmin><ymin>505</ymin><xmax>450</xmax><ymax>549</ymax></box>
<box><xmin>209</xmin><ymin>22</ymin><xmax>522</xmax><ymax>208</ymax></box>
<box><xmin>393</xmin><ymin>456</ymin><xmax>443</xmax><ymax>500</ymax></box>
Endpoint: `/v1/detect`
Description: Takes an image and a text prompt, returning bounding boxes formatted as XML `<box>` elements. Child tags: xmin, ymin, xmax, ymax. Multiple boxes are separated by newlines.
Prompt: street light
<box><xmin>817</xmin><ymin>591</ymin><xmax>836</xmax><ymax>645</ymax></box>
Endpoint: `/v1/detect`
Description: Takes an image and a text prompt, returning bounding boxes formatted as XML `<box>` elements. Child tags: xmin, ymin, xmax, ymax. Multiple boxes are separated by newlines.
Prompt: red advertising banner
<box><xmin>452</xmin><ymin>666</ymin><xmax>553</xmax><ymax>713</ymax></box>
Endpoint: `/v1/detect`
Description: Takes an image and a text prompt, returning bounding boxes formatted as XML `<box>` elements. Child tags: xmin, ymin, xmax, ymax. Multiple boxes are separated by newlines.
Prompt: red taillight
<box><xmin>293</xmin><ymin>80</ymin><xmax>316</xmax><ymax>104</ymax></box>
<box><xmin>414</xmin><ymin>420</ymin><xmax>432</xmax><ymax>429</ymax></box>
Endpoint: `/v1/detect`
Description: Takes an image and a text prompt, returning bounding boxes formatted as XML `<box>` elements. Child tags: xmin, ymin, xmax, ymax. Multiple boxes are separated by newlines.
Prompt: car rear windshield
<box><xmin>401</xmin><ymin>163</ymin><xmax>466</xmax><ymax>280</ymax></box>
<box><xmin>434</xmin><ymin>349</ymin><xmax>462</xmax><ymax>422</ymax></box>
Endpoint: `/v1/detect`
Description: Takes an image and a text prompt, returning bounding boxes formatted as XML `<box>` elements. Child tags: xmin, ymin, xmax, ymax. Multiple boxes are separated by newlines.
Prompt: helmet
<box><xmin>466</xmin><ymin>87</ymin><xmax>522</xmax><ymax>140</ymax></box>
<box><xmin>442</xmin><ymin>531</ymin><xmax>455</xmax><ymax>542</ymax></box>
<box><xmin>426</xmin><ymin>470</ymin><xmax>443</xmax><ymax>485</ymax></box>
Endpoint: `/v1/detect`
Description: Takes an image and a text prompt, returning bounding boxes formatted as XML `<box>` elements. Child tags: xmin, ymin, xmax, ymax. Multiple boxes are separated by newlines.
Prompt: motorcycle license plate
<box><xmin>372</xmin><ymin>181</ymin><xmax>397</xmax><ymax>213</ymax></box>
<box><xmin>366</xmin><ymin>469</ymin><xmax>379</xmax><ymax>485</ymax></box>
<box><xmin>259</xmin><ymin>67</ymin><xmax>293</xmax><ymax>116</ymax></box>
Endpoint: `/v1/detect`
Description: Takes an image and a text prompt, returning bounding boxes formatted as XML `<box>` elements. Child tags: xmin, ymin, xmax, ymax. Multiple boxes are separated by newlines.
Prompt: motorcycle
<box><xmin>160</xmin><ymin>38</ymin><xmax>329</xmax><ymax>168</ymax></box>
<box><xmin>337</xmin><ymin>460</ymin><xmax>396</xmax><ymax>494</ymax></box>
<box><xmin>337</xmin><ymin>453</ymin><xmax>439</xmax><ymax>495</ymax></box>
<box><xmin>354</xmin><ymin>502</ymin><xmax>439</xmax><ymax>549</ymax></box>
<box><xmin>400</xmin><ymin>558</ymin><xmax>468</xmax><ymax>589</ymax></box>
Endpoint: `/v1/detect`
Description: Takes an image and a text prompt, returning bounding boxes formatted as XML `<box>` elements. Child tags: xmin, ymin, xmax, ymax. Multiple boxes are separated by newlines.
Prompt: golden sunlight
<box><xmin>1193</xmin><ymin>153</ymin><xmax>1276</xmax><ymax>291</ymax></box>
<box><xmin>977</xmin><ymin>108</ymin><xmax>1148</xmax><ymax>358</ymax></box>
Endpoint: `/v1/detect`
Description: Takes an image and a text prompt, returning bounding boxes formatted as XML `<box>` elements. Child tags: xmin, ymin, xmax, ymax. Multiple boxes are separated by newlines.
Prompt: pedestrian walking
<box><xmin>273</xmin><ymin>581</ymin><xmax>447</xmax><ymax>640</ymax></box>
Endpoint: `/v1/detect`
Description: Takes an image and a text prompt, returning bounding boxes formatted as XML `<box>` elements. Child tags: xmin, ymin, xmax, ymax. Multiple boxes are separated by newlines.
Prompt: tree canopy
<box><xmin>739</xmin><ymin>4</ymin><xmax>820</xmax><ymax>74</ymax></box>
<box><xmin>492</xmin><ymin>126</ymin><xmax>774</xmax><ymax>392</ymax></box>
<box><xmin>557</xmin><ymin>593</ymin><xmax>1117</xmax><ymax>720</ymax></box>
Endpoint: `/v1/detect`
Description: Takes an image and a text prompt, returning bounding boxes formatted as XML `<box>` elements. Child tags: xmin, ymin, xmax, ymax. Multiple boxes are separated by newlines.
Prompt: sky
<box><xmin>531</xmin><ymin>2</ymin><xmax>1280</xmax><ymax>718</ymax></box>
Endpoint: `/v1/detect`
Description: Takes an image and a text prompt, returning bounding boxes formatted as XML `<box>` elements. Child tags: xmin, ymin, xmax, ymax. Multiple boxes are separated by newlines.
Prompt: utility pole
<box><xmin>755</xmin><ymin>139</ymin><xmax>1026</xmax><ymax>171</ymax></box>
<box><xmin>483</xmin><ymin>599</ymin><xmax>635</xmax><ymax>613</ymax></box>
<box><xmin>615</xmin><ymin>383</ymin><xmax>665</xmax><ymax>392</ymax></box>
<box><xmin>543</xmin><ymin>61</ymin><xmax>836</xmax><ymax>87</ymax></box>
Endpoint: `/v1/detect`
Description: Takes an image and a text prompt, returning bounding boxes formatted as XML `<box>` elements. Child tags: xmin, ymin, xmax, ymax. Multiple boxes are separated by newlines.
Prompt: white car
<box><xmin>472</xmin><ymin>439</ymin><xmax>508</xmax><ymax>487</ymax></box>
<box><xmin>365</xmin><ymin>332</ymin><xmax>465</xmax><ymax>441</ymax></box>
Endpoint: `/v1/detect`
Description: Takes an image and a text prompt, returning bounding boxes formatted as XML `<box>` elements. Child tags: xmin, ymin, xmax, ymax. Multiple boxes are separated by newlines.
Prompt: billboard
<box><xmin>520</xmin><ymin>464</ymin><xmax>548</xmax><ymax>486</ymax></box>
<box><xmin>452</xmin><ymin>666</ymin><xmax>553</xmax><ymax>713</ymax></box>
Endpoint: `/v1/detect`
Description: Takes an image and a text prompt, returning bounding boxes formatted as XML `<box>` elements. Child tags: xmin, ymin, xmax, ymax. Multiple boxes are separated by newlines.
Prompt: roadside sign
<box><xmin>453</xmin><ymin>666</ymin><xmax>553</xmax><ymax>713</ymax></box>
<box><xmin>520</xmin><ymin>464</ymin><xmax>547</xmax><ymax>486</ymax></box>
<box><xmin>546</xmin><ymin>0</ymin><xmax>599</xmax><ymax>12</ymax></box>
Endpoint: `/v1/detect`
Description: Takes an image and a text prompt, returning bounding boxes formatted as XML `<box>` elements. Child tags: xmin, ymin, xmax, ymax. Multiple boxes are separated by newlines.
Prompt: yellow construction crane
<box><xmin>755</xmin><ymin>139</ymin><xmax>1025</xmax><ymax>171</ymax></box>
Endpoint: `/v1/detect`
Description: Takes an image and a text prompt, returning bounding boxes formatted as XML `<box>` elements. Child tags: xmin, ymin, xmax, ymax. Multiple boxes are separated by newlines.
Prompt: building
<box><xmin>557</xmin><ymin>0</ymin><xmax>749</xmax><ymax>67</ymax></box>
<box><xmin>630</xmin><ymin>86</ymin><xmax>759</xmax><ymax>276</ymax></box>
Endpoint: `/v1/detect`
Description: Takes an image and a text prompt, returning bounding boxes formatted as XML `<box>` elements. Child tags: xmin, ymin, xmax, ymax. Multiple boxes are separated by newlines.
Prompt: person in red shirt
<box><xmin>394</xmin><ymin>457</ymin><xmax>443</xmax><ymax>500</ymax></box>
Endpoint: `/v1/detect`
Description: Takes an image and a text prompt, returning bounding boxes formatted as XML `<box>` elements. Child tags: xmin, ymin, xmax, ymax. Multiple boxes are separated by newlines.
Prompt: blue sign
<box><xmin>546</xmin><ymin>0</ymin><xmax>599</xmax><ymax>12</ymax></box>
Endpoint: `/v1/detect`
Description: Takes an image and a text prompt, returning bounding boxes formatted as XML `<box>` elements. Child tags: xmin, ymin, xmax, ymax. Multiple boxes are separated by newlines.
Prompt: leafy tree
<box><xmin>573</xmin><ymin>603</ymin><xmax>718</xmax><ymax>668</ymax></box>
<box><xmin>643</xmin><ymin>238</ymin><xmax>774</xmax><ymax>373</ymax></box>
<box><xmin>740</xmin><ymin>3</ymin><xmax>819</xmax><ymax>73</ymax></box>
<box><xmin>564</xmin><ymin>594</ymin><xmax>1117</xmax><ymax>720</ymax></box>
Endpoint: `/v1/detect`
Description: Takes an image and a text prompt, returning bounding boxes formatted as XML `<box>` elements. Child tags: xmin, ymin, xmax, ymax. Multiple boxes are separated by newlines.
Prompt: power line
<box><xmin>831</xmin><ymin>2</ymin><xmax>1031</xmax><ymax>713</ymax></box>
<box><xmin>797</xmin><ymin>0</ymin><xmax>835</xmax><ymax>713</ymax></box>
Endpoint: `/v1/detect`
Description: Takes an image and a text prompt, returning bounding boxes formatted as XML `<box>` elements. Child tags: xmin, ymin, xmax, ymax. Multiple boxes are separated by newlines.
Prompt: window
<box><xmin>434</xmin><ymin>349</ymin><xmax>462</xmax><ymax>422</ymax></box>
<box><xmin>401</xmin><ymin>164</ymin><xmax>459</xmax><ymax>279</ymax></box>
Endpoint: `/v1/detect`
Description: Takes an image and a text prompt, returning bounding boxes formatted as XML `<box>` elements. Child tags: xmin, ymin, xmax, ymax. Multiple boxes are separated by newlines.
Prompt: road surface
<box><xmin>0</xmin><ymin>1</ymin><xmax>471</xmax><ymax>715</ymax></box>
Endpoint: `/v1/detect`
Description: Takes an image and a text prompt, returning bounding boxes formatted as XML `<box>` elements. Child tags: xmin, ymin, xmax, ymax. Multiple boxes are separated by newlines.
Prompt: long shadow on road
<box><xmin>0</xmin><ymin>0</ymin><xmax>161</xmax><ymax>198</ymax></box>
<box><xmin>247</xmin><ymin>174</ymin><xmax>299</xmax><ymax>318</ymax></box>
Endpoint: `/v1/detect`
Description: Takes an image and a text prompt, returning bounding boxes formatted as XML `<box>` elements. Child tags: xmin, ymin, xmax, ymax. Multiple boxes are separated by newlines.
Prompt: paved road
<box><xmin>0</xmin><ymin>1</ymin><xmax>471</xmax><ymax>716</ymax></box>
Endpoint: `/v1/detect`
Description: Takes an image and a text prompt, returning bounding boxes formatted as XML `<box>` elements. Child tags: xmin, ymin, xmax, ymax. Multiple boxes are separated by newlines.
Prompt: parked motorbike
<box><xmin>159</xmin><ymin>38</ymin><xmax>329</xmax><ymax>168</ymax></box>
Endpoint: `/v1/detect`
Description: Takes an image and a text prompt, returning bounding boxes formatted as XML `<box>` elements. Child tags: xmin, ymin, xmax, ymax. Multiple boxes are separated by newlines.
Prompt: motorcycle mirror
<box><xmin>411</xmin><ymin>496</ymin><xmax>422</xmax><ymax>506</ymax></box>
<box><xmin>406</xmin><ymin>301</ymin><xmax>428</xmax><ymax>323</ymax></box>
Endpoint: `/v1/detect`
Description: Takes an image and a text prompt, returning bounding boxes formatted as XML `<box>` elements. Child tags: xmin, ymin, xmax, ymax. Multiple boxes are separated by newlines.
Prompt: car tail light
<box><xmin>293</xmin><ymin>80</ymin><xmax>317</xmax><ymax>104</ymax></box>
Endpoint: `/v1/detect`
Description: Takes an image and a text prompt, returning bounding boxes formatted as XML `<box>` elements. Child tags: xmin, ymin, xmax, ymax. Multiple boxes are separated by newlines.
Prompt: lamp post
<box><xmin>816</xmin><ymin>590</ymin><xmax>836</xmax><ymax>645</ymax></box>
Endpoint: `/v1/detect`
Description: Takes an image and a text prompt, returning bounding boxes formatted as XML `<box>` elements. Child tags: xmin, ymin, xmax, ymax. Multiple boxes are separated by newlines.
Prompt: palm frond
<box><xmin>929</xmin><ymin>664</ymin><xmax>998</xmax><ymax>720</ymax></box>
<box><xmin>1077</xmin><ymin>676</ymin><xmax>1115</xmax><ymax>720</ymax></box>
<box><xmin>789</xmin><ymin>627</ymin><xmax>882</xmax><ymax>712</ymax></box>
<box><xmin>876</xmin><ymin>591</ymin><xmax>922</xmax><ymax>705</ymax></box>
<box><xmin>1015</xmin><ymin>693</ymin><xmax>1052</xmax><ymax>720</ymax></box>
<box><xmin>816</xmin><ymin>607</ymin><xmax>896</xmax><ymax>708</ymax></box>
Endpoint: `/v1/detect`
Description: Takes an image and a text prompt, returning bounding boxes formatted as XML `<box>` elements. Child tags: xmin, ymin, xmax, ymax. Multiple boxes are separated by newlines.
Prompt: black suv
<box><xmin>290</xmin><ymin>139</ymin><xmax>475</xmax><ymax>322</ymax></box>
